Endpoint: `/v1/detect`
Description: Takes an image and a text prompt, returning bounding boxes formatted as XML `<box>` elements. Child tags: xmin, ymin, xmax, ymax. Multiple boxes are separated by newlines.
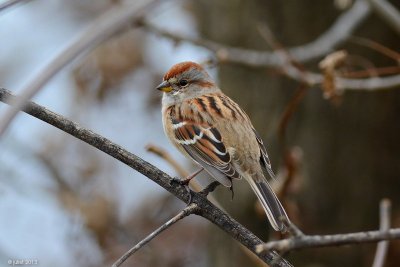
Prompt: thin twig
<box><xmin>277</xmin><ymin>84</ymin><xmax>309</xmax><ymax>140</ymax></box>
<box><xmin>336</xmin><ymin>74</ymin><xmax>400</xmax><ymax>91</ymax></box>
<box><xmin>256</xmin><ymin>228</ymin><xmax>400</xmax><ymax>253</ymax></box>
<box><xmin>0</xmin><ymin>0</ymin><xmax>161</xmax><ymax>137</ymax></box>
<box><xmin>367</xmin><ymin>0</ymin><xmax>400</xmax><ymax>35</ymax></box>
<box><xmin>146</xmin><ymin>144</ymin><xmax>189</xmax><ymax>178</ymax></box>
<box><xmin>283</xmin><ymin>218</ymin><xmax>304</xmax><ymax>237</ymax></box>
<box><xmin>0</xmin><ymin>0</ymin><xmax>30</xmax><ymax>12</ymax></box>
<box><xmin>0</xmin><ymin>88</ymin><xmax>292</xmax><ymax>267</ymax></box>
<box><xmin>146</xmin><ymin>144</ymin><xmax>223</xmax><ymax>208</ymax></box>
<box><xmin>112</xmin><ymin>203</ymin><xmax>198</xmax><ymax>267</ymax></box>
<box><xmin>349</xmin><ymin>36</ymin><xmax>400</xmax><ymax>62</ymax></box>
<box><xmin>372</xmin><ymin>199</ymin><xmax>391</xmax><ymax>267</ymax></box>
<box><xmin>257</xmin><ymin>22</ymin><xmax>309</xmax><ymax>90</ymax></box>
<box><xmin>341</xmin><ymin>66</ymin><xmax>400</xmax><ymax>78</ymax></box>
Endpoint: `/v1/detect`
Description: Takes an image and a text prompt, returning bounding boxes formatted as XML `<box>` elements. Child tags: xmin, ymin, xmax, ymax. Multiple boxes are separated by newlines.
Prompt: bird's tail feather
<box><xmin>248</xmin><ymin>178</ymin><xmax>289</xmax><ymax>232</ymax></box>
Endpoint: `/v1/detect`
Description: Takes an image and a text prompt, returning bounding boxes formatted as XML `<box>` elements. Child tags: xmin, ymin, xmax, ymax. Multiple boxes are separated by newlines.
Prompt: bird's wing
<box><xmin>252</xmin><ymin>128</ymin><xmax>275</xmax><ymax>179</ymax></box>
<box><xmin>171</xmin><ymin>117</ymin><xmax>241</xmax><ymax>186</ymax></box>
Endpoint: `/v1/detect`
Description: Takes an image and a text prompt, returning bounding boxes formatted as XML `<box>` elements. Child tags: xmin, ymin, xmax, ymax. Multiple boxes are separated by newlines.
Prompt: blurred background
<box><xmin>0</xmin><ymin>0</ymin><xmax>399</xmax><ymax>266</ymax></box>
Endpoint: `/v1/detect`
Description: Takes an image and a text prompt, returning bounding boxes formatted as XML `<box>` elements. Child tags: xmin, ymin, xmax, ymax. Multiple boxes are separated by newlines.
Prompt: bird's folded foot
<box><xmin>170</xmin><ymin>177</ymin><xmax>193</xmax><ymax>203</ymax></box>
<box><xmin>170</xmin><ymin>167</ymin><xmax>204</xmax><ymax>186</ymax></box>
<box><xmin>170</xmin><ymin>176</ymin><xmax>189</xmax><ymax>186</ymax></box>
<box><xmin>170</xmin><ymin>167</ymin><xmax>204</xmax><ymax>204</ymax></box>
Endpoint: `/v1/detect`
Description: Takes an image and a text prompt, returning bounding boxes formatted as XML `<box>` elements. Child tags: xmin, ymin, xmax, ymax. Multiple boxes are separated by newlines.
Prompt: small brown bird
<box><xmin>157</xmin><ymin>61</ymin><xmax>289</xmax><ymax>231</ymax></box>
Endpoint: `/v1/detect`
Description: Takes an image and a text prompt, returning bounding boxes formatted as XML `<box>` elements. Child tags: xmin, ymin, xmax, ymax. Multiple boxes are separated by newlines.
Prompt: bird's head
<box><xmin>157</xmin><ymin>61</ymin><xmax>218</xmax><ymax>101</ymax></box>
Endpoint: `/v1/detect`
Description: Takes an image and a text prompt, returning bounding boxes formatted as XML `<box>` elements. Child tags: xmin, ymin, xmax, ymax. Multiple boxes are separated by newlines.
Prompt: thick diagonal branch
<box><xmin>0</xmin><ymin>88</ymin><xmax>292</xmax><ymax>267</ymax></box>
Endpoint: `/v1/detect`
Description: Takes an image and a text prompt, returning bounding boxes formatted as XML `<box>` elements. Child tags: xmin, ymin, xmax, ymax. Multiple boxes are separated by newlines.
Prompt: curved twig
<box><xmin>367</xmin><ymin>0</ymin><xmax>400</xmax><ymax>35</ymax></box>
<box><xmin>113</xmin><ymin>181</ymin><xmax>222</xmax><ymax>267</ymax></box>
<box><xmin>112</xmin><ymin>203</ymin><xmax>199</xmax><ymax>267</ymax></box>
<box><xmin>0</xmin><ymin>0</ymin><xmax>30</xmax><ymax>12</ymax></box>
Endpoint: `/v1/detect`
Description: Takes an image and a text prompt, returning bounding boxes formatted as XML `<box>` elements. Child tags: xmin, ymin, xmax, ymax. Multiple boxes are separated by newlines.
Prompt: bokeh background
<box><xmin>0</xmin><ymin>0</ymin><xmax>399</xmax><ymax>266</ymax></box>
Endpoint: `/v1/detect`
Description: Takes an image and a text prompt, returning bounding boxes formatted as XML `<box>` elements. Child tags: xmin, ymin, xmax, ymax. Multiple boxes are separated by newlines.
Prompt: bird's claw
<box><xmin>170</xmin><ymin>177</ymin><xmax>193</xmax><ymax>204</ymax></box>
<box><xmin>170</xmin><ymin>176</ymin><xmax>189</xmax><ymax>186</ymax></box>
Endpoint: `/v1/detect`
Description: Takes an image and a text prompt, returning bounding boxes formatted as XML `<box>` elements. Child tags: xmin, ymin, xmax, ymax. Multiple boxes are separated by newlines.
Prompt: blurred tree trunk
<box><xmin>191</xmin><ymin>0</ymin><xmax>400</xmax><ymax>266</ymax></box>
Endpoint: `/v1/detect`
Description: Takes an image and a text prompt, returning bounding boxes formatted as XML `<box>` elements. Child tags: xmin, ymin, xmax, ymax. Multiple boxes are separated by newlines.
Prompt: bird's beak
<box><xmin>156</xmin><ymin>81</ymin><xmax>173</xmax><ymax>93</ymax></box>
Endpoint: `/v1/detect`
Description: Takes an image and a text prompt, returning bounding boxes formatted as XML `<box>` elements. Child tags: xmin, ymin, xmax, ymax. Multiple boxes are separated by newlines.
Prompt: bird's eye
<box><xmin>179</xmin><ymin>79</ymin><xmax>189</xmax><ymax>87</ymax></box>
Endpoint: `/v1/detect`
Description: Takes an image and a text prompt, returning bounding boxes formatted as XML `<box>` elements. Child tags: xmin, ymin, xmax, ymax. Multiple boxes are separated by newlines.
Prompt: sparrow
<box><xmin>157</xmin><ymin>61</ymin><xmax>289</xmax><ymax>231</ymax></box>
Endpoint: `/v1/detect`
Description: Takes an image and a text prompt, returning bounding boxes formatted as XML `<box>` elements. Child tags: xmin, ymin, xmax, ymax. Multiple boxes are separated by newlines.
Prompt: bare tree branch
<box><xmin>256</xmin><ymin>228</ymin><xmax>400</xmax><ymax>253</ymax></box>
<box><xmin>255</xmin><ymin>198</ymin><xmax>397</xmax><ymax>256</ymax></box>
<box><xmin>260</xmin><ymin>56</ymin><xmax>400</xmax><ymax>91</ymax></box>
<box><xmin>0</xmin><ymin>88</ymin><xmax>292</xmax><ymax>267</ymax></box>
<box><xmin>112</xmin><ymin>203</ymin><xmax>199</xmax><ymax>267</ymax></box>
<box><xmin>289</xmin><ymin>0</ymin><xmax>371</xmax><ymax>62</ymax></box>
<box><xmin>367</xmin><ymin>0</ymin><xmax>400</xmax><ymax>35</ymax></box>
<box><xmin>142</xmin><ymin>0</ymin><xmax>369</xmax><ymax>68</ymax></box>
<box><xmin>349</xmin><ymin>36</ymin><xmax>400</xmax><ymax>62</ymax></box>
<box><xmin>336</xmin><ymin>74</ymin><xmax>400</xmax><ymax>90</ymax></box>
<box><xmin>372</xmin><ymin>199</ymin><xmax>391</xmax><ymax>267</ymax></box>
<box><xmin>0</xmin><ymin>0</ymin><xmax>161</xmax><ymax>137</ymax></box>
<box><xmin>146</xmin><ymin>144</ymin><xmax>190</xmax><ymax>178</ymax></box>
<box><xmin>0</xmin><ymin>0</ymin><xmax>30</xmax><ymax>12</ymax></box>
<box><xmin>141</xmin><ymin>2</ymin><xmax>400</xmax><ymax>91</ymax></box>
<box><xmin>113</xmin><ymin>182</ymin><xmax>224</xmax><ymax>267</ymax></box>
